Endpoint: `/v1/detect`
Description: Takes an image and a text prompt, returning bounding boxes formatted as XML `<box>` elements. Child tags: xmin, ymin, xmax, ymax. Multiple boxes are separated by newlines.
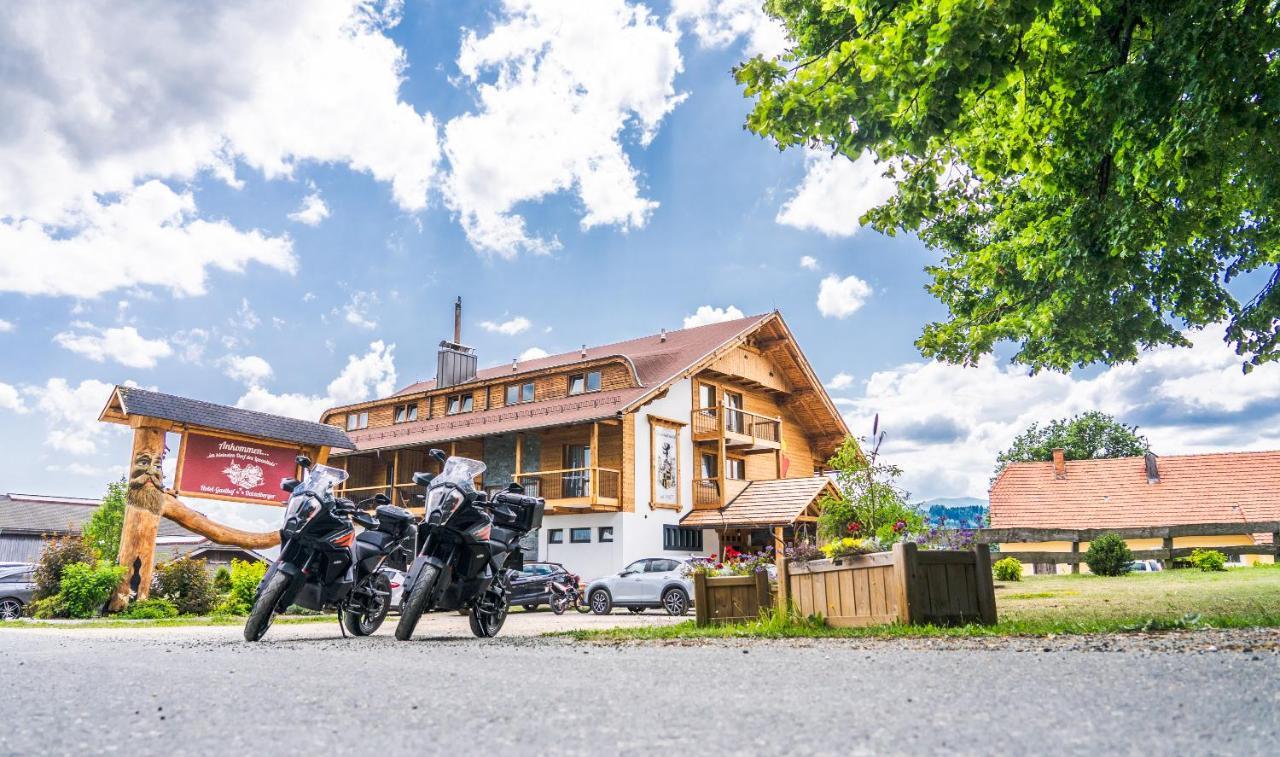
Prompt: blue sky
<box><xmin>2</xmin><ymin>0</ymin><xmax>1278</xmax><ymax>512</ymax></box>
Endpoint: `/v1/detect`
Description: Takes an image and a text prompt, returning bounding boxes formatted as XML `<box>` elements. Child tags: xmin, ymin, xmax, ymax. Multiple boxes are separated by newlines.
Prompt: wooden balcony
<box><xmin>517</xmin><ymin>467</ymin><xmax>621</xmax><ymax>512</ymax></box>
<box><xmin>691</xmin><ymin>405</ymin><xmax>782</xmax><ymax>452</ymax></box>
<box><xmin>693</xmin><ymin>477</ymin><xmax>750</xmax><ymax>510</ymax></box>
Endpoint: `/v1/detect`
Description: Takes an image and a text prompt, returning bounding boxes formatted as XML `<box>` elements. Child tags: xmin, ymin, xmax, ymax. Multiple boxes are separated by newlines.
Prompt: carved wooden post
<box><xmin>108</xmin><ymin>423</ymin><xmax>168</xmax><ymax>611</ymax></box>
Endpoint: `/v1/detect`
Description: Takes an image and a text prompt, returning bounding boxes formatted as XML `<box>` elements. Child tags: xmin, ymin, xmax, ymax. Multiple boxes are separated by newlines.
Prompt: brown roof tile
<box><xmin>681</xmin><ymin>477</ymin><xmax>835</xmax><ymax>528</ymax></box>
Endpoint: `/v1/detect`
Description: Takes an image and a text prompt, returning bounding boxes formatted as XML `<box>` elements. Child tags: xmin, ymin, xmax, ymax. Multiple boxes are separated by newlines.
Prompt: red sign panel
<box><xmin>176</xmin><ymin>432</ymin><xmax>298</xmax><ymax>505</ymax></box>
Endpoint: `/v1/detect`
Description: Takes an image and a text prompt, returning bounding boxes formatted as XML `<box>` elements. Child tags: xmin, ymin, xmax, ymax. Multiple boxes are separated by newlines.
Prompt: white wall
<box><xmin>631</xmin><ymin>377</ymin><xmax>694</xmax><ymax>515</ymax></box>
<box><xmin>539</xmin><ymin>512</ymin><xmax>623</xmax><ymax>581</ymax></box>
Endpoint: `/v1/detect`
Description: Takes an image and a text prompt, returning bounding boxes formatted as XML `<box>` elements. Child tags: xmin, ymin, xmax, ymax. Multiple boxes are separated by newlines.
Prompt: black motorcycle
<box><xmin>394</xmin><ymin>450</ymin><xmax>544</xmax><ymax>640</ymax></box>
<box><xmin>244</xmin><ymin>456</ymin><xmax>416</xmax><ymax>642</ymax></box>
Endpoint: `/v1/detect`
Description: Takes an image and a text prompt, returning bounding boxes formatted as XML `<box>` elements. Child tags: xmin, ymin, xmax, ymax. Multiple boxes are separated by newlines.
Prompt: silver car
<box><xmin>0</xmin><ymin>564</ymin><xmax>36</xmax><ymax>620</ymax></box>
<box><xmin>586</xmin><ymin>557</ymin><xmax>693</xmax><ymax>616</ymax></box>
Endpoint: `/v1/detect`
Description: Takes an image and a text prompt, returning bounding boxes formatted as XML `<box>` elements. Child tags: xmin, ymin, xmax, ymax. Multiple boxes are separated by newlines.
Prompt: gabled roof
<box><xmin>681</xmin><ymin>477</ymin><xmax>837</xmax><ymax>528</ymax></box>
<box><xmin>0</xmin><ymin>493</ymin><xmax>192</xmax><ymax>537</ymax></box>
<box><xmin>989</xmin><ymin>451</ymin><xmax>1280</xmax><ymax>530</ymax></box>
<box><xmin>100</xmin><ymin>386</ymin><xmax>354</xmax><ymax>450</ymax></box>
<box><xmin>153</xmin><ymin>537</ymin><xmax>268</xmax><ymax>564</ymax></box>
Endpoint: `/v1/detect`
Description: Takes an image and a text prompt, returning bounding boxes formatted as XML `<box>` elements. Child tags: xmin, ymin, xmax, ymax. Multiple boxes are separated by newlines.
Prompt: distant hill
<box><xmin>917</xmin><ymin>497</ymin><xmax>988</xmax><ymax>528</ymax></box>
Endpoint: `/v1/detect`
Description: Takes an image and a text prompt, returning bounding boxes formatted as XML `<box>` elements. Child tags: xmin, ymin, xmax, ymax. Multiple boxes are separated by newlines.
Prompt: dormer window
<box><xmin>568</xmin><ymin>370</ymin><xmax>601</xmax><ymax>396</ymax></box>
<box><xmin>446</xmin><ymin>394</ymin><xmax>473</xmax><ymax>415</ymax></box>
<box><xmin>393</xmin><ymin>404</ymin><xmax>418</xmax><ymax>423</ymax></box>
<box><xmin>346</xmin><ymin>411</ymin><xmax>368</xmax><ymax>431</ymax></box>
<box><xmin>505</xmin><ymin>381</ymin><xmax>535</xmax><ymax>405</ymax></box>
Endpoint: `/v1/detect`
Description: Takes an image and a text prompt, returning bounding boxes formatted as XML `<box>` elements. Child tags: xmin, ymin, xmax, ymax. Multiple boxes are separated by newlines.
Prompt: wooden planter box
<box><xmin>785</xmin><ymin>543</ymin><xmax>997</xmax><ymax>627</ymax></box>
<box><xmin>692</xmin><ymin>571</ymin><xmax>773</xmax><ymax>626</ymax></box>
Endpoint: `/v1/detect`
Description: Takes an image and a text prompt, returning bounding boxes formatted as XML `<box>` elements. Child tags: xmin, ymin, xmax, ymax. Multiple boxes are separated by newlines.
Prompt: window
<box><xmin>393</xmin><ymin>404</ymin><xmax>418</xmax><ymax>423</ymax></box>
<box><xmin>568</xmin><ymin>370</ymin><xmax>602</xmax><ymax>395</ymax></box>
<box><xmin>700</xmin><ymin>452</ymin><xmax>718</xmax><ymax>479</ymax></box>
<box><xmin>724</xmin><ymin>390</ymin><xmax>744</xmax><ymax>433</ymax></box>
<box><xmin>698</xmin><ymin>383</ymin><xmax>717</xmax><ymax>409</ymax></box>
<box><xmin>647</xmin><ymin>559</ymin><xmax>680</xmax><ymax>573</ymax></box>
<box><xmin>548</xmin><ymin>529</ymin><xmax>564</xmax><ymax>544</ymax></box>
<box><xmin>725</xmin><ymin>458</ymin><xmax>745</xmax><ymax>480</ymax></box>
<box><xmin>623</xmin><ymin>559</ymin><xmax>649</xmax><ymax>574</ymax></box>
<box><xmin>663</xmin><ymin>525</ymin><xmax>703</xmax><ymax>551</ymax></box>
<box><xmin>346</xmin><ymin>411</ymin><xmax>368</xmax><ymax>431</ymax></box>
<box><xmin>562</xmin><ymin>445</ymin><xmax>591</xmax><ymax>497</ymax></box>
<box><xmin>446</xmin><ymin>394</ymin><xmax>473</xmax><ymax>415</ymax></box>
<box><xmin>570</xmin><ymin>527</ymin><xmax>592</xmax><ymax>544</ymax></box>
<box><xmin>598</xmin><ymin>526</ymin><xmax>614</xmax><ymax>543</ymax></box>
<box><xmin>505</xmin><ymin>381</ymin><xmax>535</xmax><ymax>405</ymax></box>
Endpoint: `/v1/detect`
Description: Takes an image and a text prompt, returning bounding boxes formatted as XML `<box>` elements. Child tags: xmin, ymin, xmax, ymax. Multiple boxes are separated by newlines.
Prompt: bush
<box><xmin>30</xmin><ymin>595</ymin><xmax>68</xmax><ymax>619</ymax></box>
<box><xmin>32</xmin><ymin>535</ymin><xmax>96</xmax><ymax>600</ymax></box>
<box><xmin>60</xmin><ymin>562</ymin><xmax>126</xmax><ymax>618</ymax></box>
<box><xmin>120</xmin><ymin>597</ymin><xmax>179</xmax><ymax>619</ymax></box>
<box><xmin>212</xmin><ymin>566</ymin><xmax>232</xmax><ymax>594</ymax></box>
<box><xmin>993</xmin><ymin>557</ymin><xmax>1023</xmax><ymax>581</ymax></box>
<box><xmin>821</xmin><ymin>537</ymin><xmax>882</xmax><ymax>560</ymax></box>
<box><xmin>1085</xmin><ymin>533</ymin><xmax>1133</xmax><ymax>576</ymax></box>
<box><xmin>153</xmin><ymin>557</ymin><xmax>216</xmax><ymax>615</ymax></box>
<box><xmin>82</xmin><ymin>478</ymin><xmax>127</xmax><ymax>563</ymax></box>
<box><xmin>1189</xmin><ymin>548</ymin><xmax>1228</xmax><ymax>572</ymax></box>
<box><xmin>216</xmin><ymin>559</ymin><xmax>267</xmax><ymax>615</ymax></box>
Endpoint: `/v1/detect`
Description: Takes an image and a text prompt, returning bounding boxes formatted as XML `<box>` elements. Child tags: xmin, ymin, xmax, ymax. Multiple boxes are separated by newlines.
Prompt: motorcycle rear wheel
<box><xmin>244</xmin><ymin>570</ymin><xmax>290</xmax><ymax>642</ymax></box>
<box><xmin>550</xmin><ymin>595</ymin><xmax>568</xmax><ymax>615</ymax></box>
<box><xmin>469</xmin><ymin>575</ymin><xmax>510</xmax><ymax>638</ymax></box>
<box><xmin>394</xmin><ymin>564</ymin><xmax>438</xmax><ymax>641</ymax></box>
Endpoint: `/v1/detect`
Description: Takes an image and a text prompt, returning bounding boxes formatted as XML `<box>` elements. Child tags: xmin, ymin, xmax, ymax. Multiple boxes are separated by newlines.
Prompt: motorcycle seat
<box><xmin>354</xmin><ymin>530</ymin><xmax>392</xmax><ymax>562</ymax></box>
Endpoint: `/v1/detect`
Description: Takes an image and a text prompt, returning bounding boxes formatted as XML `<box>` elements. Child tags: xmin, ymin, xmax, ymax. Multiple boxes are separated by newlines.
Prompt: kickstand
<box><xmin>337</xmin><ymin>607</ymin><xmax>348</xmax><ymax>638</ymax></box>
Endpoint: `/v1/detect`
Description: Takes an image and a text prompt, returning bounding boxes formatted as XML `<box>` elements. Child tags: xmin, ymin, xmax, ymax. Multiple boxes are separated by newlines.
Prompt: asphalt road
<box><xmin>1</xmin><ymin>617</ymin><xmax>1277</xmax><ymax>756</ymax></box>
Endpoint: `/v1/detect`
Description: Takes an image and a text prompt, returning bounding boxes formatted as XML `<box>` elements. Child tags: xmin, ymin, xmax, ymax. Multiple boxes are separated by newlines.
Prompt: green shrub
<box><xmin>152</xmin><ymin>557</ymin><xmax>216</xmax><ymax>615</ymax></box>
<box><xmin>120</xmin><ymin>597</ymin><xmax>179</xmax><ymax>619</ymax></box>
<box><xmin>32</xmin><ymin>535</ymin><xmax>96</xmax><ymax>600</ymax></box>
<box><xmin>1189</xmin><ymin>548</ymin><xmax>1228</xmax><ymax>572</ymax></box>
<box><xmin>60</xmin><ymin>562</ymin><xmax>126</xmax><ymax>618</ymax></box>
<box><xmin>216</xmin><ymin>559</ymin><xmax>268</xmax><ymax>615</ymax></box>
<box><xmin>30</xmin><ymin>594</ymin><xmax>68</xmax><ymax>619</ymax></box>
<box><xmin>82</xmin><ymin>478</ymin><xmax>127</xmax><ymax>563</ymax></box>
<box><xmin>212</xmin><ymin>566</ymin><xmax>232</xmax><ymax>594</ymax></box>
<box><xmin>993</xmin><ymin>557</ymin><xmax>1023</xmax><ymax>581</ymax></box>
<box><xmin>1085</xmin><ymin>533</ymin><xmax>1133</xmax><ymax>576</ymax></box>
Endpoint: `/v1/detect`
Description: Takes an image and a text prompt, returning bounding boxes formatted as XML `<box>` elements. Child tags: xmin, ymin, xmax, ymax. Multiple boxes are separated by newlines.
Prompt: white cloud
<box><xmin>799</xmin><ymin>255</ymin><xmax>819</xmax><ymax>271</ymax></box>
<box><xmin>288</xmin><ymin>192</ymin><xmax>330</xmax><ymax>226</ymax></box>
<box><xmin>24</xmin><ymin>378</ymin><xmax>122</xmax><ymax>455</ymax></box>
<box><xmin>480</xmin><ymin>316</ymin><xmax>532</xmax><ymax>336</ymax></box>
<box><xmin>777</xmin><ymin>150</ymin><xmax>897</xmax><ymax>237</ymax></box>
<box><xmin>222</xmin><ymin>355</ymin><xmax>273</xmax><ymax>387</ymax></box>
<box><xmin>669</xmin><ymin>0</ymin><xmax>790</xmax><ymax>57</ymax></box>
<box><xmin>683</xmin><ymin>304</ymin><xmax>745</xmax><ymax>328</ymax></box>
<box><xmin>518</xmin><ymin>347</ymin><xmax>550</xmax><ymax>361</ymax></box>
<box><xmin>825</xmin><ymin>372</ymin><xmax>854</xmax><ymax>391</ymax></box>
<box><xmin>816</xmin><ymin>274</ymin><xmax>871</xmax><ymax>319</ymax></box>
<box><xmin>46</xmin><ymin>461</ymin><xmax>123</xmax><ymax>478</ymax></box>
<box><xmin>336</xmin><ymin>291</ymin><xmax>378</xmax><ymax>330</ymax></box>
<box><xmin>0</xmin><ymin>181</ymin><xmax>295</xmax><ymax>299</ymax></box>
<box><xmin>53</xmin><ymin>324</ymin><xmax>172</xmax><ymax>368</ymax></box>
<box><xmin>0</xmin><ymin>382</ymin><xmax>26</xmax><ymax>413</ymax></box>
<box><xmin>0</xmin><ymin>1</ymin><xmax>437</xmax><ymax>298</ymax></box>
<box><xmin>0</xmin><ymin>319</ymin><xmax>14</xmax><ymax>333</ymax></box>
<box><xmin>235</xmin><ymin>298</ymin><xmax>261</xmax><ymax>331</ymax></box>
<box><xmin>236</xmin><ymin>340</ymin><xmax>396</xmax><ymax>421</ymax></box>
<box><xmin>171</xmin><ymin>328</ymin><xmax>210</xmax><ymax>363</ymax></box>
<box><xmin>443</xmin><ymin>0</ymin><xmax>686</xmax><ymax>256</ymax></box>
<box><xmin>836</xmin><ymin>324</ymin><xmax>1280</xmax><ymax>500</ymax></box>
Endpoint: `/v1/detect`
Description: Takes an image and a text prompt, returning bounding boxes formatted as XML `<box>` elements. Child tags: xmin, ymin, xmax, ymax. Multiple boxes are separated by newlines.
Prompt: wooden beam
<box><xmin>773</xmin><ymin>525</ymin><xmax>788</xmax><ymax>611</ymax></box>
<box><xmin>590</xmin><ymin>421</ymin><xmax>600</xmax><ymax>503</ymax></box>
<box><xmin>161</xmin><ymin>495</ymin><xmax>281</xmax><ymax>549</ymax></box>
<box><xmin>973</xmin><ymin>521</ymin><xmax>1280</xmax><ymax>543</ymax></box>
<box><xmin>515</xmin><ymin>432</ymin><xmax>524</xmax><ymax>477</ymax></box>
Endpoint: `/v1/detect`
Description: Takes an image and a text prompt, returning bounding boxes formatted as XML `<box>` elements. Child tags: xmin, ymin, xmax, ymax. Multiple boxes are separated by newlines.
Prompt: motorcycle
<box><xmin>244</xmin><ymin>456</ymin><xmax>417</xmax><ymax>642</ymax></box>
<box><xmin>548</xmin><ymin>573</ymin><xmax>590</xmax><ymax>615</ymax></box>
<box><xmin>394</xmin><ymin>450</ymin><xmax>544</xmax><ymax>640</ymax></box>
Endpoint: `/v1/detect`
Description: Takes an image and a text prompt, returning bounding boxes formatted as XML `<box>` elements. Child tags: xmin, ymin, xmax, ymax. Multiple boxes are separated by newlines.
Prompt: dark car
<box><xmin>508</xmin><ymin>562</ymin><xmax>576</xmax><ymax>611</ymax></box>
<box><xmin>0</xmin><ymin>563</ymin><xmax>36</xmax><ymax>620</ymax></box>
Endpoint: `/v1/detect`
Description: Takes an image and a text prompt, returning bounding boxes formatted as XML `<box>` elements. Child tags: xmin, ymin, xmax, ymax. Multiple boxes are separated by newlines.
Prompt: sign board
<box><xmin>649</xmin><ymin>417</ymin><xmax>682</xmax><ymax>508</ymax></box>
<box><xmin>175</xmin><ymin>431</ymin><xmax>298</xmax><ymax>505</ymax></box>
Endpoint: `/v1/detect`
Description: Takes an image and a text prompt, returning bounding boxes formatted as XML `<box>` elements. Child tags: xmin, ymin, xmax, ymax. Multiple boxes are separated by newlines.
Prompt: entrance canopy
<box><xmin>681</xmin><ymin>477</ymin><xmax>835</xmax><ymax>529</ymax></box>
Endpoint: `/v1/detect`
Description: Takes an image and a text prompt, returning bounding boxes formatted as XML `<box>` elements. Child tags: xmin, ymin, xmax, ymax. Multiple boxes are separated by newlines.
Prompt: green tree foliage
<box><xmin>32</xmin><ymin>535</ymin><xmax>96</xmax><ymax>600</ymax></box>
<box><xmin>82</xmin><ymin>477</ymin><xmax>127</xmax><ymax>563</ymax></box>
<box><xmin>58</xmin><ymin>562</ymin><xmax>126</xmax><ymax>619</ymax></box>
<box><xmin>1085</xmin><ymin>533</ymin><xmax>1134</xmax><ymax>576</ymax></box>
<box><xmin>995</xmin><ymin>411</ymin><xmax>1149</xmax><ymax>474</ymax></box>
<box><xmin>818</xmin><ymin>437</ymin><xmax>924</xmax><ymax>543</ymax></box>
<box><xmin>216</xmin><ymin>559</ymin><xmax>267</xmax><ymax>616</ymax></box>
<box><xmin>212</xmin><ymin>566</ymin><xmax>233</xmax><ymax>595</ymax></box>
<box><xmin>737</xmin><ymin>1</ymin><xmax>1280</xmax><ymax>372</ymax></box>
<box><xmin>152</xmin><ymin>557</ymin><xmax>217</xmax><ymax>615</ymax></box>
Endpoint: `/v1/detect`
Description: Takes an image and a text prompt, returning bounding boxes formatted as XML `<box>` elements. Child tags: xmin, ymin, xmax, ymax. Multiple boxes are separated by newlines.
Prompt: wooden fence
<box><xmin>971</xmin><ymin>521</ymin><xmax>1280</xmax><ymax>570</ymax></box>
<box><xmin>787</xmin><ymin>543</ymin><xmax>997</xmax><ymax>627</ymax></box>
<box><xmin>693</xmin><ymin>571</ymin><xmax>772</xmax><ymax>625</ymax></box>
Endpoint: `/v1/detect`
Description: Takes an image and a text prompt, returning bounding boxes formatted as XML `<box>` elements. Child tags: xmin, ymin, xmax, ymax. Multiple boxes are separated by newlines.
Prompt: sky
<box><xmin>2</xmin><ymin>0</ymin><xmax>1278</xmax><ymax>523</ymax></box>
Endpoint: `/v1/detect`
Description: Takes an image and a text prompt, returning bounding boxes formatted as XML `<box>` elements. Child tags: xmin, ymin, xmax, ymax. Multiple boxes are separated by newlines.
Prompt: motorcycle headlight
<box><xmin>283</xmin><ymin>494</ymin><xmax>317</xmax><ymax>527</ymax></box>
<box><xmin>426</xmin><ymin>488</ymin><xmax>463</xmax><ymax>521</ymax></box>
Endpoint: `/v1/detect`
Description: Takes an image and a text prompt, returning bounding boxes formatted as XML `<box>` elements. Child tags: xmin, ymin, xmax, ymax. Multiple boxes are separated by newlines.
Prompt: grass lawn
<box><xmin>566</xmin><ymin>565</ymin><xmax>1280</xmax><ymax>641</ymax></box>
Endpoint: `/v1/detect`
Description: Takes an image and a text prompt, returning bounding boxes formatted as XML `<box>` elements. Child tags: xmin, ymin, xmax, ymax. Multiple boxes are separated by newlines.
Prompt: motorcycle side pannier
<box><xmin>494</xmin><ymin>496</ymin><xmax>544</xmax><ymax>532</ymax></box>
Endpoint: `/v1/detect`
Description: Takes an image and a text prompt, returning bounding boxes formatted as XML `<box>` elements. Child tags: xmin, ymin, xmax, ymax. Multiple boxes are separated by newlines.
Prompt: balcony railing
<box><xmin>692</xmin><ymin>405</ymin><xmax>782</xmax><ymax>450</ymax></box>
<box><xmin>517</xmin><ymin>467</ymin><xmax>620</xmax><ymax>509</ymax></box>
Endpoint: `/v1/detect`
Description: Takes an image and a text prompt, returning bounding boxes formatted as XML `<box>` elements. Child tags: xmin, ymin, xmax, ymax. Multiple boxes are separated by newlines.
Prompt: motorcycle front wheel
<box><xmin>343</xmin><ymin>573</ymin><xmax>391</xmax><ymax>636</ymax></box>
<box><xmin>394</xmin><ymin>564</ymin><xmax>438</xmax><ymax>641</ymax></box>
<box><xmin>244</xmin><ymin>570</ymin><xmax>290</xmax><ymax>642</ymax></box>
<box><xmin>550</xmin><ymin>595</ymin><xmax>568</xmax><ymax>615</ymax></box>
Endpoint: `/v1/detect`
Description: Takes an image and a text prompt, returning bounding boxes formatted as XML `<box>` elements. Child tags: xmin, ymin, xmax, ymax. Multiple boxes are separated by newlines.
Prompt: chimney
<box><xmin>1145</xmin><ymin>451</ymin><xmax>1160</xmax><ymax>484</ymax></box>
<box><xmin>1052</xmin><ymin>447</ymin><xmax>1066</xmax><ymax>479</ymax></box>
<box><xmin>660</xmin><ymin>328</ymin><xmax>667</xmax><ymax>342</ymax></box>
<box><xmin>580</xmin><ymin>344</ymin><xmax>587</xmax><ymax>358</ymax></box>
<box><xmin>512</xmin><ymin>358</ymin><xmax>518</xmax><ymax>372</ymax></box>
<box><xmin>436</xmin><ymin>297</ymin><xmax>477</xmax><ymax>389</ymax></box>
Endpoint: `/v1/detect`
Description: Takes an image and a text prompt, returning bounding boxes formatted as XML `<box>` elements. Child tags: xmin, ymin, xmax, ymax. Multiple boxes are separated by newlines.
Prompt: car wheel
<box><xmin>662</xmin><ymin>587</ymin><xmax>689</xmax><ymax>616</ymax></box>
<box><xmin>627</xmin><ymin>607</ymin><xmax>644</xmax><ymax>614</ymax></box>
<box><xmin>589</xmin><ymin>589</ymin><xmax>612</xmax><ymax>615</ymax></box>
<box><xmin>0</xmin><ymin>597</ymin><xmax>22</xmax><ymax>621</ymax></box>
<box><xmin>522</xmin><ymin>604</ymin><xmax>538</xmax><ymax>612</ymax></box>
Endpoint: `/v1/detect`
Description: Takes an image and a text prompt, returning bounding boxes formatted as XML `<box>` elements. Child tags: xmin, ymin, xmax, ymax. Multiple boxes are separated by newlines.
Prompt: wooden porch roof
<box><xmin>681</xmin><ymin>477</ymin><xmax>836</xmax><ymax>529</ymax></box>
